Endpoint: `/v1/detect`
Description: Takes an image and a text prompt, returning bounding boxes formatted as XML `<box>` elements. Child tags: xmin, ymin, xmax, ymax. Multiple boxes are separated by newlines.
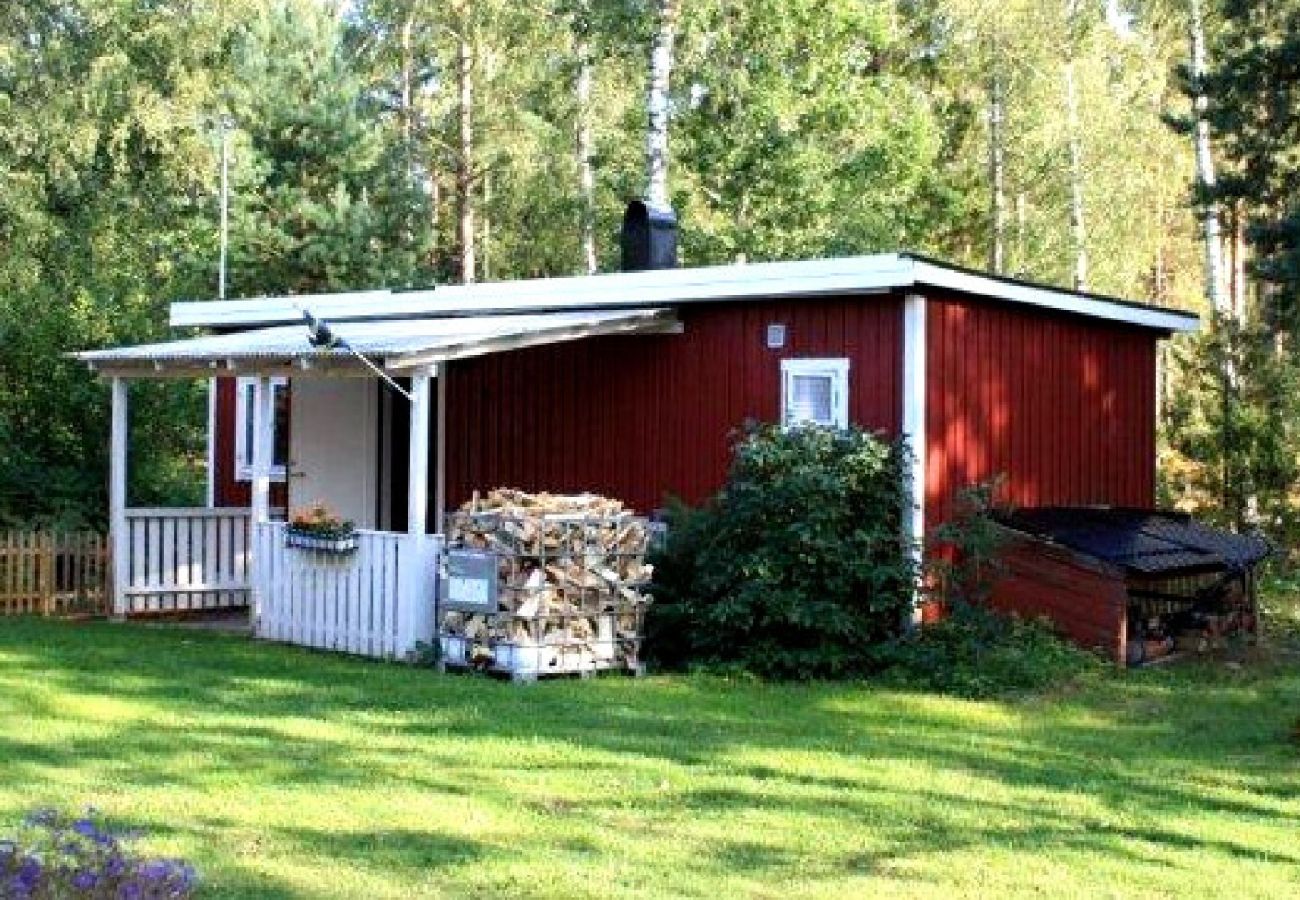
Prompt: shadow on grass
<box><xmin>1</xmin><ymin>616</ymin><xmax>1299</xmax><ymax>895</ymax></box>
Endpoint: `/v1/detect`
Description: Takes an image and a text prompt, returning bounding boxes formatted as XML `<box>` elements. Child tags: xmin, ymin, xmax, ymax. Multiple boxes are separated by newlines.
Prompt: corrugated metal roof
<box><xmin>999</xmin><ymin>507</ymin><xmax>1271</xmax><ymax>576</ymax></box>
<box><xmin>167</xmin><ymin>253</ymin><xmax>1201</xmax><ymax>334</ymax></box>
<box><xmin>77</xmin><ymin>308</ymin><xmax>678</xmax><ymax>374</ymax></box>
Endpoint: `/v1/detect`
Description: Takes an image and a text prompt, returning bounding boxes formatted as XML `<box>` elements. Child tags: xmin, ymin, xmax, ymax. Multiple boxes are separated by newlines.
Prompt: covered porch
<box><xmin>77</xmin><ymin>308</ymin><xmax>677</xmax><ymax>659</ymax></box>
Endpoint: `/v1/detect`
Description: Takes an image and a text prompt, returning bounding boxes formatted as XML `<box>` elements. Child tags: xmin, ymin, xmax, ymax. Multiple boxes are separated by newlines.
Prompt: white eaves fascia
<box><xmin>168</xmin><ymin>252</ymin><xmax>1199</xmax><ymax>334</ymax></box>
<box><xmin>169</xmin><ymin>254</ymin><xmax>912</xmax><ymax>328</ymax></box>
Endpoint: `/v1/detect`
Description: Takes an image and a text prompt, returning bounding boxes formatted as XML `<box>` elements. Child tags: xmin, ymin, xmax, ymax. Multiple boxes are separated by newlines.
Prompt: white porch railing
<box><xmin>252</xmin><ymin>522</ymin><xmax>439</xmax><ymax>659</ymax></box>
<box><xmin>119</xmin><ymin>507</ymin><xmax>251</xmax><ymax>614</ymax></box>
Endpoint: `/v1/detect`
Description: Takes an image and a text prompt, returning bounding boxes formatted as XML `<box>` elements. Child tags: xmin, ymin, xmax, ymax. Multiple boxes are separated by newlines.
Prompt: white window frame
<box><xmin>234</xmin><ymin>376</ymin><xmax>288</xmax><ymax>481</ymax></box>
<box><xmin>780</xmin><ymin>358</ymin><xmax>850</xmax><ymax>430</ymax></box>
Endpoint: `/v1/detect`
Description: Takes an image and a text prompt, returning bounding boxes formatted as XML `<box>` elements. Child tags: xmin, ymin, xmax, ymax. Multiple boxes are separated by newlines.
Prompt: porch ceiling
<box><xmin>76</xmin><ymin>308</ymin><xmax>681</xmax><ymax>378</ymax></box>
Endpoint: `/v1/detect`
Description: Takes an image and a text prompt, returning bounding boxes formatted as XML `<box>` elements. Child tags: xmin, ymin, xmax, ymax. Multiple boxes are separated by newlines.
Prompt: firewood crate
<box><xmin>438</xmin><ymin>490</ymin><xmax>653</xmax><ymax>682</ymax></box>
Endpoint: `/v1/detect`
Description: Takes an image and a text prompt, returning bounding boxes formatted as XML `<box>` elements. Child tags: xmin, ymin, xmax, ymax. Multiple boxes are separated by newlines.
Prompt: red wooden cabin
<box><xmin>79</xmin><ymin>244</ymin><xmax>1197</xmax><ymax>658</ymax></box>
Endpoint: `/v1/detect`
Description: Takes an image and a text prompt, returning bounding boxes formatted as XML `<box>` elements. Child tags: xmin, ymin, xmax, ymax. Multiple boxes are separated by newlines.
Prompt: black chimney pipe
<box><xmin>621</xmin><ymin>200</ymin><xmax>678</xmax><ymax>271</ymax></box>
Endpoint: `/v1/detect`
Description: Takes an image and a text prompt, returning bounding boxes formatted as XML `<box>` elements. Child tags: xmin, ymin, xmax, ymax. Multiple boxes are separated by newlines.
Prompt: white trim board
<box><xmin>168</xmin><ymin>253</ymin><xmax>1199</xmax><ymax>334</ymax></box>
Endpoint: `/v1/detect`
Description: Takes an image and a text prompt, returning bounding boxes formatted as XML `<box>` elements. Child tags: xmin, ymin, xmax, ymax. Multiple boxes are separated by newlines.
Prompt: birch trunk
<box><xmin>645</xmin><ymin>0</ymin><xmax>679</xmax><ymax>209</ymax></box>
<box><xmin>988</xmin><ymin>72</ymin><xmax>1006</xmax><ymax>274</ymax></box>
<box><xmin>1015</xmin><ymin>192</ymin><xmax>1026</xmax><ymax>276</ymax></box>
<box><xmin>575</xmin><ymin>15</ymin><xmax>597</xmax><ymax>274</ymax></box>
<box><xmin>1063</xmin><ymin>56</ymin><xmax>1088</xmax><ymax>292</ymax></box>
<box><xmin>1190</xmin><ymin>0</ymin><xmax>1226</xmax><ymax>314</ymax></box>
<box><xmin>481</xmin><ymin>173</ymin><xmax>491</xmax><ymax>281</ymax></box>
<box><xmin>456</xmin><ymin>3</ymin><xmax>476</xmax><ymax>284</ymax></box>
<box><xmin>400</xmin><ymin>15</ymin><xmax>414</xmax><ymax>167</ymax></box>
<box><xmin>1231</xmin><ymin>204</ymin><xmax>1247</xmax><ymax>318</ymax></box>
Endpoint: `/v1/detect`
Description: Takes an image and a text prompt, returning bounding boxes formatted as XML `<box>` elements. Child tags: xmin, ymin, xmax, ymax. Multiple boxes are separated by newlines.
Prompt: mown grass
<box><xmin>1</xmin><ymin>598</ymin><xmax>1298</xmax><ymax>899</ymax></box>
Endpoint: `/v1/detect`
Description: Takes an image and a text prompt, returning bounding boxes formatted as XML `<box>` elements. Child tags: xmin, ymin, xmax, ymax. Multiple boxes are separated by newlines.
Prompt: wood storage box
<box><xmin>439</xmin><ymin>490</ymin><xmax>652</xmax><ymax>681</ymax></box>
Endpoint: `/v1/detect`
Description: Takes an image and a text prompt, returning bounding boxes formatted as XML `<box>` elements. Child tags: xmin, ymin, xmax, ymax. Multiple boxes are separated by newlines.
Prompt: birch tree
<box><xmin>454</xmin><ymin>0</ymin><xmax>476</xmax><ymax>282</ymax></box>
<box><xmin>1188</xmin><ymin>0</ymin><xmax>1226</xmax><ymax>313</ymax></box>
<box><xmin>1062</xmin><ymin>0</ymin><xmax>1089</xmax><ymax>291</ymax></box>
<box><xmin>645</xmin><ymin>0</ymin><xmax>679</xmax><ymax>208</ymax></box>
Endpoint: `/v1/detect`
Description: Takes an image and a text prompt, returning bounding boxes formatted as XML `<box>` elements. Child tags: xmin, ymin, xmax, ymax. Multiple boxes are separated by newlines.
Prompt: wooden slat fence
<box><xmin>0</xmin><ymin>530</ymin><xmax>109</xmax><ymax>616</ymax></box>
<box><xmin>253</xmin><ymin>522</ymin><xmax>438</xmax><ymax>659</ymax></box>
<box><xmin>120</xmin><ymin>508</ymin><xmax>251</xmax><ymax>614</ymax></box>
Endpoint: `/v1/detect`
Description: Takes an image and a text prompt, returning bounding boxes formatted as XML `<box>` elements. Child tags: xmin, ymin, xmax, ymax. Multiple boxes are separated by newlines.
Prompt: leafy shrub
<box><xmin>875</xmin><ymin>480</ymin><xmax>1098</xmax><ymax>698</ymax></box>
<box><xmin>926</xmin><ymin>479</ymin><xmax>1009</xmax><ymax>606</ymax></box>
<box><xmin>645</xmin><ymin>423</ymin><xmax>916</xmax><ymax>679</ymax></box>
<box><xmin>873</xmin><ymin>602</ymin><xmax>1099</xmax><ymax>698</ymax></box>
<box><xmin>0</xmin><ymin>808</ymin><xmax>197</xmax><ymax>898</ymax></box>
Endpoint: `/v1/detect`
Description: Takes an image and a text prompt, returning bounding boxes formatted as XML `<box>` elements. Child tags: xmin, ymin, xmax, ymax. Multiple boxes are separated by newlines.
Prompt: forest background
<box><xmin>1</xmin><ymin>0</ymin><xmax>1295</xmax><ymax>541</ymax></box>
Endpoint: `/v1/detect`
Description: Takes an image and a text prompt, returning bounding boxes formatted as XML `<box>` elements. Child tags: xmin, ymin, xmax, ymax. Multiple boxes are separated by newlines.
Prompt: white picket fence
<box><xmin>119</xmin><ymin>508</ymin><xmax>251</xmax><ymax>614</ymax></box>
<box><xmin>252</xmin><ymin>522</ymin><xmax>440</xmax><ymax>659</ymax></box>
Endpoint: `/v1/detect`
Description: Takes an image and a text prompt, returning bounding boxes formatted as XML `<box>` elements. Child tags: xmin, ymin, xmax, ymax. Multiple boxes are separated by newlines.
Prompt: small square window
<box><xmin>780</xmin><ymin>358</ymin><xmax>849</xmax><ymax>429</ymax></box>
<box><xmin>234</xmin><ymin>377</ymin><xmax>289</xmax><ymax>481</ymax></box>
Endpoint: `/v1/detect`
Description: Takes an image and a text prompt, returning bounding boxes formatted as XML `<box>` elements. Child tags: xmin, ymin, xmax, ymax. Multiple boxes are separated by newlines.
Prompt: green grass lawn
<box><xmin>1</xmin><ymin>604</ymin><xmax>1298</xmax><ymax>899</ymax></box>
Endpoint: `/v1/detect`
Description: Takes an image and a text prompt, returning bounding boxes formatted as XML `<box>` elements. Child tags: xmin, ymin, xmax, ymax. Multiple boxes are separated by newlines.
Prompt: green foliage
<box><xmin>926</xmin><ymin>478</ymin><xmax>1009</xmax><ymax>605</ymax></box>
<box><xmin>674</xmin><ymin>0</ymin><xmax>942</xmax><ymax>262</ymax></box>
<box><xmin>228</xmin><ymin>2</ymin><xmax>436</xmax><ymax>295</ymax></box>
<box><xmin>874</xmin><ymin>602</ymin><xmax>1099</xmax><ymax>698</ymax></box>
<box><xmin>876</xmin><ymin>480</ymin><xmax>1096</xmax><ymax>698</ymax></box>
<box><xmin>1200</xmin><ymin>0</ymin><xmax>1300</xmax><ymax>317</ymax></box>
<box><xmin>645</xmin><ymin>424</ymin><xmax>916</xmax><ymax>679</ymax></box>
<box><xmin>1160</xmin><ymin>316</ymin><xmax>1300</xmax><ymax>540</ymax></box>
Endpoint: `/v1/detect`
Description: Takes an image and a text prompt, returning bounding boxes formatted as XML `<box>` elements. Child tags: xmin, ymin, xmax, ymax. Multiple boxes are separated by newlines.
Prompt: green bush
<box><xmin>873</xmin><ymin>602</ymin><xmax>1099</xmax><ymax>698</ymax></box>
<box><xmin>644</xmin><ymin>423</ymin><xmax>916</xmax><ymax>679</ymax></box>
<box><xmin>874</xmin><ymin>480</ymin><xmax>1099</xmax><ymax>698</ymax></box>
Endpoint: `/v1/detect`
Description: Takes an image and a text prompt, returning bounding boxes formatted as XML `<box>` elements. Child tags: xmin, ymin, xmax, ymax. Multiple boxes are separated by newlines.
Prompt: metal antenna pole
<box><xmin>218</xmin><ymin>116</ymin><xmax>231</xmax><ymax>300</ymax></box>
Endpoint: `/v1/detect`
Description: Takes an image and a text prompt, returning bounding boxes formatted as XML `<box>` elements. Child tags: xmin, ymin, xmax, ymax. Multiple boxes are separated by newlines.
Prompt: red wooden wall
<box><xmin>443</xmin><ymin>296</ymin><xmax>904</xmax><ymax>513</ymax></box>
<box><xmin>988</xmin><ymin>529</ymin><xmax>1130</xmax><ymax>663</ymax></box>
<box><xmin>924</xmin><ymin>292</ymin><xmax>1158</xmax><ymax>528</ymax></box>
<box><xmin>209</xmin><ymin>289</ymin><xmax>1164</xmax><ymax>528</ymax></box>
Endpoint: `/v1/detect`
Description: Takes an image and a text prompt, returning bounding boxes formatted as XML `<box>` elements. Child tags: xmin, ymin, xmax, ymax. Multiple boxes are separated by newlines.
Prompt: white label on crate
<box><xmin>447</xmin><ymin>575</ymin><xmax>490</xmax><ymax>608</ymax></box>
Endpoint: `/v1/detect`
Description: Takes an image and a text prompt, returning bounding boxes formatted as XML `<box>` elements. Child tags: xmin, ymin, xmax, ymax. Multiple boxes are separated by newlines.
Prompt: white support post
<box><xmin>435</xmin><ymin>362</ymin><xmax>447</xmax><ymax>536</ymax></box>
<box><xmin>109</xmin><ymin>377</ymin><xmax>129</xmax><ymax>618</ymax></box>
<box><xmin>250</xmin><ymin>376</ymin><xmax>274</xmax><ymax>525</ymax></box>
<box><xmin>408</xmin><ymin>368</ymin><xmax>432</xmax><ymax>539</ymax></box>
<box><xmin>205</xmin><ymin>378</ymin><xmax>217</xmax><ymax>507</ymax></box>
<box><xmin>401</xmin><ymin>367</ymin><xmax>434</xmax><ymax>656</ymax></box>
<box><xmin>902</xmin><ymin>294</ymin><xmax>928</xmax><ymax>626</ymax></box>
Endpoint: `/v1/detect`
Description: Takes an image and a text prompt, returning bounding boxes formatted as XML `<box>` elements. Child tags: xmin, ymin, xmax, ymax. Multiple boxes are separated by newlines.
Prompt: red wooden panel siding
<box><xmin>988</xmin><ymin>530</ymin><xmax>1129</xmax><ymax>663</ymax></box>
<box><xmin>925</xmin><ymin>292</ymin><xmax>1157</xmax><ymax>528</ymax></box>
<box><xmin>212</xmin><ymin>377</ymin><xmax>288</xmax><ymax>510</ymax></box>
<box><xmin>444</xmin><ymin>296</ymin><xmax>904</xmax><ymax>514</ymax></box>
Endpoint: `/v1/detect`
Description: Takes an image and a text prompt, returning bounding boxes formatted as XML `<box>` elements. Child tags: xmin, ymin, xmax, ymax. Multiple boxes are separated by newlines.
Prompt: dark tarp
<box><xmin>996</xmin><ymin>507</ymin><xmax>1271</xmax><ymax>577</ymax></box>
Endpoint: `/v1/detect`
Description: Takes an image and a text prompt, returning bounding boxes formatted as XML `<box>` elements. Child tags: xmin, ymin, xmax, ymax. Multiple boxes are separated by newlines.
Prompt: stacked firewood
<box><xmin>441</xmin><ymin>489</ymin><xmax>653</xmax><ymax>675</ymax></box>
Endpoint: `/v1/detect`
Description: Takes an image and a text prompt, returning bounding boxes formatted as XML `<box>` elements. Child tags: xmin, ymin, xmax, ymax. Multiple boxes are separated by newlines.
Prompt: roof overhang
<box><xmin>76</xmin><ymin>308</ymin><xmax>681</xmax><ymax>379</ymax></box>
<box><xmin>167</xmin><ymin>253</ymin><xmax>1200</xmax><ymax>335</ymax></box>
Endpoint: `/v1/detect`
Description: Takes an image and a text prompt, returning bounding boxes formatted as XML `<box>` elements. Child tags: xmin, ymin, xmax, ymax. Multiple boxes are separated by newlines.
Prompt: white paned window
<box><xmin>234</xmin><ymin>376</ymin><xmax>289</xmax><ymax>481</ymax></box>
<box><xmin>780</xmin><ymin>358</ymin><xmax>849</xmax><ymax>430</ymax></box>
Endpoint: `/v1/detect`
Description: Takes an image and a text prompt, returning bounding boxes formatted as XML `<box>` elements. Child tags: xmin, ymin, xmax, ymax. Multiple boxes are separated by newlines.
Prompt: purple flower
<box><xmin>72</xmin><ymin>818</ymin><xmax>99</xmax><ymax>839</ymax></box>
<box><xmin>4</xmin><ymin>875</ymin><xmax>32</xmax><ymax>899</ymax></box>
<box><xmin>17</xmin><ymin>856</ymin><xmax>41</xmax><ymax>884</ymax></box>
<box><xmin>138</xmin><ymin>861</ymin><xmax>170</xmax><ymax>882</ymax></box>
<box><xmin>105</xmin><ymin>854</ymin><xmax>127</xmax><ymax>878</ymax></box>
<box><xmin>73</xmin><ymin>869</ymin><xmax>99</xmax><ymax>890</ymax></box>
<box><xmin>116</xmin><ymin>883</ymin><xmax>143</xmax><ymax>900</ymax></box>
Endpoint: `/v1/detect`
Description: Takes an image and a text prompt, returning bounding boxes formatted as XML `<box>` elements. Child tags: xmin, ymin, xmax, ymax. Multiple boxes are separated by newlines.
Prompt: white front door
<box><xmin>288</xmin><ymin>379</ymin><xmax>379</xmax><ymax>529</ymax></box>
